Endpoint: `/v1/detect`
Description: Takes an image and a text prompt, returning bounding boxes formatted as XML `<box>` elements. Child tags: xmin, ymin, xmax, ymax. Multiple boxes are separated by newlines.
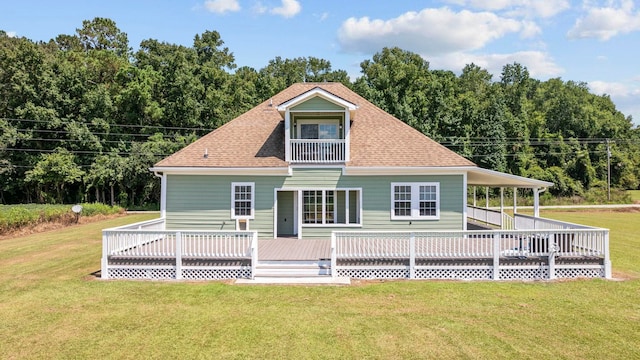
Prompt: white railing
<box><xmin>514</xmin><ymin>213</ymin><xmax>595</xmax><ymax>230</ymax></box>
<box><xmin>290</xmin><ymin>139</ymin><xmax>346</xmax><ymax>163</ymax></box>
<box><xmin>102</xmin><ymin>219</ymin><xmax>258</xmax><ymax>279</ymax></box>
<box><xmin>332</xmin><ymin>227</ymin><xmax>611</xmax><ymax>279</ymax></box>
<box><xmin>467</xmin><ymin>205</ymin><xmax>503</xmax><ymax>228</ymax></box>
<box><xmin>502</xmin><ymin>213</ymin><xmax>514</xmax><ymax>230</ymax></box>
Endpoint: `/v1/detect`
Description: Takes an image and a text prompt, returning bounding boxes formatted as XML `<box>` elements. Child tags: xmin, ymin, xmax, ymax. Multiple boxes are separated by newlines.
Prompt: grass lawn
<box><xmin>1</xmin><ymin>212</ymin><xmax>639</xmax><ymax>359</ymax></box>
<box><xmin>628</xmin><ymin>190</ymin><xmax>640</xmax><ymax>202</ymax></box>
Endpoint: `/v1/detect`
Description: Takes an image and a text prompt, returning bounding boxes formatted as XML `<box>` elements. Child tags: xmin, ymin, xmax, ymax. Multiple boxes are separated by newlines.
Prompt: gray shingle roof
<box><xmin>154</xmin><ymin>82</ymin><xmax>476</xmax><ymax>168</ymax></box>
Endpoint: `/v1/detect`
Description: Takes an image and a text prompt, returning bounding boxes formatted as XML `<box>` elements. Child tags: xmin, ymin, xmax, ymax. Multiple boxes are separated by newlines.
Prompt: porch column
<box><xmin>500</xmin><ymin>188</ymin><xmax>504</xmax><ymax>229</ymax></box>
<box><xmin>473</xmin><ymin>187</ymin><xmax>476</xmax><ymax>207</ymax></box>
<box><xmin>485</xmin><ymin>187</ymin><xmax>489</xmax><ymax>209</ymax></box>
<box><xmin>284</xmin><ymin>110</ymin><xmax>291</xmax><ymax>161</ymax></box>
<box><xmin>533</xmin><ymin>188</ymin><xmax>540</xmax><ymax>218</ymax></box>
<box><xmin>485</xmin><ymin>187</ymin><xmax>489</xmax><ymax>224</ymax></box>
<box><xmin>160</xmin><ymin>173</ymin><xmax>167</xmax><ymax>220</ymax></box>
<box><xmin>513</xmin><ymin>187</ymin><xmax>517</xmax><ymax>214</ymax></box>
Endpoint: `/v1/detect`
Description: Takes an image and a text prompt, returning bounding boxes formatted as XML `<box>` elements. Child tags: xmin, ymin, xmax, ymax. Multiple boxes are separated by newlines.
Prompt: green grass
<box><xmin>628</xmin><ymin>190</ymin><xmax>640</xmax><ymax>202</ymax></box>
<box><xmin>1</xmin><ymin>212</ymin><xmax>639</xmax><ymax>359</ymax></box>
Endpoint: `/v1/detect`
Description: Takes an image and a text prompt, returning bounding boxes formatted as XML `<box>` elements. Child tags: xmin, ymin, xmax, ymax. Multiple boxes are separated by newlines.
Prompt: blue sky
<box><xmin>2</xmin><ymin>0</ymin><xmax>640</xmax><ymax>124</ymax></box>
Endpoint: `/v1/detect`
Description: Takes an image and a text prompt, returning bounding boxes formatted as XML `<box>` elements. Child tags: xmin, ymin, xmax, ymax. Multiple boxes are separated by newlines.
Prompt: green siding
<box><xmin>165</xmin><ymin>169</ymin><xmax>465</xmax><ymax>239</ymax></box>
<box><xmin>290</xmin><ymin>97</ymin><xmax>344</xmax><ymax>111</ymax></box>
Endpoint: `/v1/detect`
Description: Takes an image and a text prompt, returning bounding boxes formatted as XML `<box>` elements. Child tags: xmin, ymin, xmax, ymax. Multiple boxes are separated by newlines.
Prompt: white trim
<box><xmin>462</xmin><ymin>172</ymin><xmax>467</xmax><ymax>231</ymax></box>
<box><xmin>344</xmin><ymin>166</ymin><xmax>473</xmax><ymax>176</ymax></box>
<box><xmin>150</xmin><ymin>167</ymin><xmax>291</xmax><ymax>176</ymax></box>
<box><xmin>231</xmin><ymin>182</ymin><xmax>255</xmax><ymax>220</ymax></box>
<box><xmin>391</xmin><ymin>182</ymin><xmax>440</xmax><ymax>221</ymax></box>
<box><xmin>277</xmin><ymin>87</ymin><xmax>358</xmax><ymax>112</ymax></box>
<box><xmin>160</xmin><ymin>173</ymin><xmax>167</xmax><ymax>219</ymax></box>
<box><xmin>284</xmin><ymin>110</ymin><xmax>291</xmax><ymax>162</ymax></box>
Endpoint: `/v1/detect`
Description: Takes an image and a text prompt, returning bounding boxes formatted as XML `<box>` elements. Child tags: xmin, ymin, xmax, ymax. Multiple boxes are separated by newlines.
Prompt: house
<box><xmin>102</xmin><ymin>83</ymin><xmax>611</xmax><ymax>282</ymax></box>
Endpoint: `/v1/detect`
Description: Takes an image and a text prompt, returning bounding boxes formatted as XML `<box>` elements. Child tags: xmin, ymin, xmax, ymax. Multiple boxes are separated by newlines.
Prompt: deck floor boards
<box><xmin>258</xmin><ymin>238</ymin><xmax>330</xmax><ymax>261</ymax></box>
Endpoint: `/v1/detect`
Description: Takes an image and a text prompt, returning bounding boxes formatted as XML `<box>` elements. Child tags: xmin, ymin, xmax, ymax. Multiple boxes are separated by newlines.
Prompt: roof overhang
<box><xmin>343</xmin><ymin>166</ymin><xmax>553</xmax><ymax>189</ymax></box>
<box><xmin>277</xmin><ymin>87</ymin><xmax>358</xmax><ymax>118</ymax></box>
<box><xmin>150</xmin><ymin>167</ymin><xmax>292</xmax><ymax>176</ymax></box>
<box><xmin>467</xmin><ymin>168</ymin><xmax>553</xmax><ymax>189</ymax></box>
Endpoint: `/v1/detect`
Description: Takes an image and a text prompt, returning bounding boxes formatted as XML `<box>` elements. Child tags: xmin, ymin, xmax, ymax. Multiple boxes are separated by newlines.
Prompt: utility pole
<box><xmin>607</xmin><ymin>139</ymin><xmax>611</xmax><ymax>202</ymax></box>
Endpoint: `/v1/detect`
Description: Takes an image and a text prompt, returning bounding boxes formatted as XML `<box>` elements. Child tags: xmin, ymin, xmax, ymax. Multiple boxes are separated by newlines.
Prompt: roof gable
<box><xmin>277</xmin><ymin>87</ymin><xmax>357</xmax><ymax>113</ymax></box>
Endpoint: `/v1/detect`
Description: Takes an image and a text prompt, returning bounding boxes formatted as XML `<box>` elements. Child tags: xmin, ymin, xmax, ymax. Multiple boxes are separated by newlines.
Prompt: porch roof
<box><xmin>467</xmin><ymin>168</ymin><xmax>553</xmax><ymax>189</ymax></box>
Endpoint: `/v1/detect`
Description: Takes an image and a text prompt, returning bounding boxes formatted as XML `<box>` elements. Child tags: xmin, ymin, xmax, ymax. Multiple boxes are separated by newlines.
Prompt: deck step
<box><xmin>236</xmin><ymin>277</ymin><xmax>350</xmax><ymax>285</ymax></box>
<box><xmin>255</xmin><ymin>260</ymin><xmax>331</xmax><ymax>277</ymax></box>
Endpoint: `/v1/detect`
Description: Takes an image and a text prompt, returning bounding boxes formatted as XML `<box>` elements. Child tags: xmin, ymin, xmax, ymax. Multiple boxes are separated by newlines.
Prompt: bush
<box><xmin>0</xmin><ymin>203</ymin><xmax>124</xmax><ymax>234</ymax></box>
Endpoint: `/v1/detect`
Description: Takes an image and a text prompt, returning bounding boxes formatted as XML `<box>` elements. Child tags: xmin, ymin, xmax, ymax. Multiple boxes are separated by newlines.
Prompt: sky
<box><xmin>2</xmin><ymin>0</ymin><xmax>640</xmax><ymax>125</ymax></box>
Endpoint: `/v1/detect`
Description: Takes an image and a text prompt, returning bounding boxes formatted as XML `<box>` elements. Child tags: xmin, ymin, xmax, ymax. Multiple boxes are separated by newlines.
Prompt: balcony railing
<box><xmin>290</xmin><ymin>139</ymin><xmax>346</xmax><ymax>163</ymax></box>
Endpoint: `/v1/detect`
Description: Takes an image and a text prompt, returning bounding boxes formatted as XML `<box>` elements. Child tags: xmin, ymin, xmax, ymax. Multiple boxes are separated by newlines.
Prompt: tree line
<box><xmin>1</xmin><ymin>18</ymin><xmax>638</xmax><ymax>206</ymax></box>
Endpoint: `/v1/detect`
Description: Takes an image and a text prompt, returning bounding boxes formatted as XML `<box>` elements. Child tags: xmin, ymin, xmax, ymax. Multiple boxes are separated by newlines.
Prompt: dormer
<box><xmin>277</xmin><ymin>87</ymin><xmax>358</xmax><ymax>164</ymax></box>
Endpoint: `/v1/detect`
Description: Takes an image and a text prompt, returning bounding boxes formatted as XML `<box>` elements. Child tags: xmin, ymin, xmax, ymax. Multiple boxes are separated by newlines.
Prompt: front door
<box><xmin>277</xmin><ymin>191</ymin><xmax>297</xmax><ymax>237</ymax></box>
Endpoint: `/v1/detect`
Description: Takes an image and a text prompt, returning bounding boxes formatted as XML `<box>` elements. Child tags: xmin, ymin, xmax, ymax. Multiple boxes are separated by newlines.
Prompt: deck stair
<box><xmin>254</xmin><ymin>260</ymin><xmax>331</xmax><ymax>277</ymax></box>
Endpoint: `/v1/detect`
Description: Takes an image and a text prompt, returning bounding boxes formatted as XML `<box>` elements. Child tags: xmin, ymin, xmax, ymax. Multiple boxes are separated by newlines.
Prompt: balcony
<box><xmin>290</xmin><ymin>139</ymin><xmax>346</xmax><ymax>163</ymax></box>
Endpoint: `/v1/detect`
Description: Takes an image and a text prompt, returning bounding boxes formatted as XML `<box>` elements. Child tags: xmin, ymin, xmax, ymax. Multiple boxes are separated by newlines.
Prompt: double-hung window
<box><xmin>231</xmin><ymin>182</ymin><xmax>254</xmax><ymax>219</ymax></box>
<box><xmin>391</xmin><ymin>183</ymin><xmax>439</xmax><ymax>220</ymax></box>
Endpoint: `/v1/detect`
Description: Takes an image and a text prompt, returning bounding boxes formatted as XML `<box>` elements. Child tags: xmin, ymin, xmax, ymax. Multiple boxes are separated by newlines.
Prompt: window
<box><xmin>303</xmin><ymin>190</ymin><xmax>335</xmax><ymax>224</ymax></box>
<box><xmin>391</xmin><ymin>183</ymin><xmax>439</xmax><ymax>220</ymax></box>
<box><xmin>299</xmin><ymin>189</ymin><xmax>362</xmax><ymax>226</ymax></box>
<box><xmin>298</xmin><ymin>121</ymin><xmax>339</xmax><ymax>139</ymax></box>
<box><xmin>231</xmin><ymin>182</ymin><xmax>254</xmax><ymax>219</ymax></box>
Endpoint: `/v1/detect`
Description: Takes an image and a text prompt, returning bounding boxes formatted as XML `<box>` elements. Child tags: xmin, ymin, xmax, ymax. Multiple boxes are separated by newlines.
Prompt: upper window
<box><xmin>297</xmin><ymin>120</ymin><xmax>340</xmax><ymax>140</ymax></box>
<box><xmin>231</xmin><ymin>182</ymin><xmax>254</xmax><ymax>219</ymax></box>
<box><xmin>391</xmin><ymin>183</ymin><xmax>439</xmax><ymax>220</ymax></box>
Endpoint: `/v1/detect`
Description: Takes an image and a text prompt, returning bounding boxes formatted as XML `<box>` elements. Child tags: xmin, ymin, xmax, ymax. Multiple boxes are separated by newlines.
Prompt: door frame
<box><xmin>274</xmin><ymin>189</ymin><xmax>299</xmax><ymax>239</ymax></box>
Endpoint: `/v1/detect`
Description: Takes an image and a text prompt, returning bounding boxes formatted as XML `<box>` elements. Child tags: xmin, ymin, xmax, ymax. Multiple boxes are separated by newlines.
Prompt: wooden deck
<box><xmin>258</xmin><ymin>238</ymin><xmax>330</xmax><ymax>261</ymax></box>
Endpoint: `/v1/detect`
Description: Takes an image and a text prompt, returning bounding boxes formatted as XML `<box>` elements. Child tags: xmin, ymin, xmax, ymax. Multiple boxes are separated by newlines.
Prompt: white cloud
<box><xmin>338</xmin><ymin>7</ymin><xmax>529</xmax><ymax>55</ymax></box>
<box><xmin>6</xmin><ymin>31</ymin><xmax>17</xmax><ymax>38</ymax></box>
<box><xmin>568</xmin><ymin>0</ymin><xmax>640</xmax><ymax>40</ymax></box>
<box><xmin>204</xmin><ymin>0</ymin><xmax>240</xmax><ymax>14</ymax></box>
<box><xmin>589</xmin><ymin>80</ymin><xmax>640</xmax><ymax>123</ymax></box>
<box><xmin>428</xmin><ymin>50</ymin><xmax>563</xmax><ymax>78</ymax></box>
<box><xmin>270</xmin><ymin>0</ymin><xmax>301</xmax><ymax>18</ymax></box>
<box><xmin>444</xmin><ymin>0</ymin><xmax>570</xmax><ymax>18</ymax></box>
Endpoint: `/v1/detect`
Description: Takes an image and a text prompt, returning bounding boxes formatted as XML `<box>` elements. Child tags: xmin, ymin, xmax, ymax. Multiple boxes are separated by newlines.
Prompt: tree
<box><xmin>25</xmin><ymin>149</ymin><xmax>85</xmax><ymax>203</ymax></box>
<box><xmin>76</xmin><ymin>17</ymin><xmax>129</xmax><ymax>56</ymax></box>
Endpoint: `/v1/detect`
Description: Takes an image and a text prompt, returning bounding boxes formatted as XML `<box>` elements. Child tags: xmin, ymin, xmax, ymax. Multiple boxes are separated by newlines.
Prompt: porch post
<box><xmin>284</xmin><ymin>110</ymin><xmax>291</xmax><ymax>162</ymax></box>
<box><xmin>101</xmin><ymin>232</ymin><xmax>109</xmax><ymax>279</ymax></box>
<box><xmin>500</xmin><ymin>187</ymin><xmax>504</xmax><ymax>229</ymax></box>
<box><xmin>548</xmin><ymin>244</ymin><xmax>556</xmax><ymax>280</ymax></box>
<box><xmin>175</xmin><ymin>231</ymin><xmax>182</xmax><ymax>280</ymax></box>
<box><xmin>493</xmin><ymin>232</ymin><xmax>500</xmax><ymax>280</ymax></box>
<box><xmin>485</xmin><ymin>187</ymin><xmax>489</xmax><ymax>224</ymax></box>
<box><xmin>533</xmin><ymin>188</ymin><xmax>540</xmax><ymax>218</ymax></box>
<box><xmin>331</xmin><ymin>232</ymin><xmax>337</xmax><ymax>278</ymax></box>
<box><xmin>160</xmin><ymin>173</ymin><xmax>167</xmax><ymax>220</ymax></box>
<box><xmin>409</xmin><ymin>233</ymin><xmax>416</xmax><ymax>279</ymax></box>
<box><xmin>473</xmin><ymin>187</ymin><xmax>476</xmax><ymax>207</ymax></box>
<box><xmin>513</xmin><ymin>187</ymin><xmax>517</xmax><ymax>215</ymax></box>
<box><xmin>604</xmin><ymin>231</ymin><xmax>612</xmax><ymax>279</ymax></box>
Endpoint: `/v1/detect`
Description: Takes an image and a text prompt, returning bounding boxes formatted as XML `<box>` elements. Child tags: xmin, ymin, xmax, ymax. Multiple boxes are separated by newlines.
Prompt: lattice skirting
<box><xmin>107</xmin><ymin>266</ymin><xmax>251</xmax><ymax>280</ymax></box>
<box><xmin>499</xmin><ymin>266</ymin><xmax>550</xmax><ymax>280</ymax></box>
<box><xmin>555</xmin><ymin>267</ymin><xmax>604</xmax><ymax>278</ymax></box>
<box><xmin>182</xmin><ymin>267</ymin><xmax>251</xmax><ymax>280</ymax></box>
<box><xmin>109</xmin><ymin>267</ymin><xmax>176</xmax><ymax>280</ymax></box>
<box><xmin>414</xmin><ymin>268</ymin><xmax>493</xmax><ymax>280</ymax></box>
<box><xmin>336</xmin><ymin>268</ymin><xmax>409</xmax><ymax>279</ymax></box>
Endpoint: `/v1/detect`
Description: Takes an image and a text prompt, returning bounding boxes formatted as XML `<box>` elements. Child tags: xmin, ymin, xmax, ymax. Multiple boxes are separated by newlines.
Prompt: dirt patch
<box><xmin>0</xmin><ymin>213</ymin><xmax>127</xmax><ymax>241</ymax></box>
